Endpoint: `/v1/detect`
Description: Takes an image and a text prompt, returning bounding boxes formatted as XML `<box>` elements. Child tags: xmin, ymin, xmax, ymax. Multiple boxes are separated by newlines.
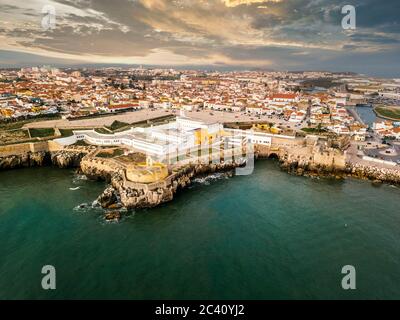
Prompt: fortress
<box><xmin>4</xmin><ymin>116</ymin><xmax>398</xmax><ymax>210</ymax></box>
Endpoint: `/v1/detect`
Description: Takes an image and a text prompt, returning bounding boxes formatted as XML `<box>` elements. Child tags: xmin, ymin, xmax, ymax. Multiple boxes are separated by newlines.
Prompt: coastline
<box><xmin>373</xmin><ymin>106</ymin><xmax>400</xmax><ymax>122</ymax></box>
<box><xmin>1</xmin><ymin>144</ymin><xmax>400</xmax><ymax>216</ymax></box>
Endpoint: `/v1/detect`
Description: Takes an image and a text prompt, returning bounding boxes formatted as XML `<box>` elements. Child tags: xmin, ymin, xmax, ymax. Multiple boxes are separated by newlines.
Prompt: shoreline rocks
<box><xmin>2</xmin><ymin>146</ymin><xmax>399</xmax><ymax>212</ymax></box>
<box><xmin>91</xmin><ymin>161</ymin><xmax>245</xmax><ymax>210</ymax></box>
<box><xmin>0</xmin><ymin>150</ymin><xmax>86</xmax><ymax>170</ymax></box>
<box><xmin>278</xmin><ymin>158</ymin><xmax>400</xmax><ymax>185</ymax></box>
<box><xmin>0</xmin><ymin>151</ymin><xmax>51</xmax><ymax>170</ymax></box>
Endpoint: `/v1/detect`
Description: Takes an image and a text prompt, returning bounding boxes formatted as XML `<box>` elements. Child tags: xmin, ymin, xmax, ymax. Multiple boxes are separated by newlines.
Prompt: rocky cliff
<box><xmin>0</xmin><ymin>151</ymin><xmax>50</xmax><ymax>170</ymax></box>
<box><xmin>0</xmin><ymin>150</ymin><xmax>86</xmax><ymax>170</ymax></box>
<box><xmin>88</xmin><ymin>161</ymin><xmax>245</xmax><ymax>210</ymax></box>
<box><xmin>50</xmin><ymin>150</ymin><xmax>86</xmax><ymax>169</ymax></box>
<box><xmin>279</xmin><ymin>157</ymin><xmax>400</xmax><ymax>185</ymax></box>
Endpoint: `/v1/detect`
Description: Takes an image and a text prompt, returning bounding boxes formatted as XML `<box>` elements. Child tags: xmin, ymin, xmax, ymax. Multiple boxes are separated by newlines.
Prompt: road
<box><xmin>346</xmin><ymin>141</ymin><xmax>400</xmax><ymax>169</ymax></box>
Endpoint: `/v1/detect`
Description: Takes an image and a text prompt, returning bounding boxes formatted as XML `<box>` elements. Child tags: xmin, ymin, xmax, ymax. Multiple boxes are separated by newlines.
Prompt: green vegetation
<box><xmin>96</xmin><ymin>149</ymin><xmax>125</xmax><ymax>158</ymax></box>
<box><xmin>301</xmin><ymin>78</ymin><xmax>336</xmax><ymax>89</ymax></box>
<box><xmin>0</xmin><ymin>115</ymin><xmax>60</xmax><ymax>131</ymax></box>
<box><xmin>72</xmin><ymin>140</ymin><xmax>90</xmax><ymax>147</ymax></box>
<box><xmin>301</xmin><ymin>125</ymin><xmax>327</xmax><ymax>134</ymax></box>
<box><xmin>0</xmin><ymin>129</ymin><xmax>32</xmax><ymax>146</ymax></box>
<box><xmin>107</xmin><ymin>120</ymin><xmax>129</xmax><ymax>131</ymax></box>
<box><xmin>94</xmin><ymin>127</ymin><xmax>112</xmax><ymax>134</ymax></box>
<box><xmin>0</xmin><ymin>121</ymin><xmax>27</xmax><ymax>131</ymax></box>
<box><xmin>28</xmin><ymin>128</ymin><xmax>55</xmax><ymax>138</ymax></box>
<box><xmin>375</xmin><ymin>106</ymin><xmax>400</xmax><ymax>120</ymax></box>
<box><xmin>59</xmin><ymin>129</ymin><xmax>74</xmax><ymax>137</ymax></box>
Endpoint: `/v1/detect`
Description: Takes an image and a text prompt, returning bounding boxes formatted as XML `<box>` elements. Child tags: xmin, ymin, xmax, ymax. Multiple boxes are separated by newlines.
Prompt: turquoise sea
<box><xmin>0</xmin><ymin>160</ymin><xmax>400</xmax><ymax>299</ymax></box>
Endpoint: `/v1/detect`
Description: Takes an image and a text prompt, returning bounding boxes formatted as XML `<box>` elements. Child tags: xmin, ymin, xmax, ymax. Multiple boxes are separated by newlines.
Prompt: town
<box><xmin>1</xmin><ymin>67</ymin><xmax>400</xmax><ymax>168</ymax></box>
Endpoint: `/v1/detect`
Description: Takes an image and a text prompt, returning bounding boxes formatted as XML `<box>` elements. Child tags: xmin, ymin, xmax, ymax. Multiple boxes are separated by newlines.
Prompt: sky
<box><xmin>0</xmin><ymin>0</ymin><xmax>399</xmax><ymax>77</ymax></box>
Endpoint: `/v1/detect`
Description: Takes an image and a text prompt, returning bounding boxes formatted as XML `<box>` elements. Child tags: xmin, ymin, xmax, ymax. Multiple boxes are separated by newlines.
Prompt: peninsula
<box><xmin>1</xmin><ymin>68</ymin><xmax>400</xmax><ymax>219</ymax></box>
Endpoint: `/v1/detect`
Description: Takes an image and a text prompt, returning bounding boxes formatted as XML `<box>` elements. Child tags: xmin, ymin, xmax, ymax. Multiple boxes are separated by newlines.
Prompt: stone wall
<box><xmin>0</xmin><ymin>144</ymin><xmax>88</xmax><ymax>171</ymax></box>
<box><xmin>0</xmin><ymin>140</ymin><xmax>63</xmax><ymax>157</ymax></box>
<box><xmin>0</xmin><ymin>143</ymin><xmax>32</xmax><ymax>157</ymax></box>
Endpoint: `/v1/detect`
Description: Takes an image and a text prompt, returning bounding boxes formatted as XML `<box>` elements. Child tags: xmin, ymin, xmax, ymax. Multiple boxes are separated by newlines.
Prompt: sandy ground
<box><xmin>23</xmin><ymin>109</ymin><xmax>305</xmax><ymax>131</ymax></box>
<box><xmin>23</xmin><ymin>109</ymin><xmax>174</xmax><ymax>129</ymax></box>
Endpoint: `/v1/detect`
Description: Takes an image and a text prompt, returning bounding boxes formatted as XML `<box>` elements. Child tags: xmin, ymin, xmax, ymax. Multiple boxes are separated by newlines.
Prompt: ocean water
<box><xmin>0</xmin><ymin>161</ymin><xmax>400</xmax><ymax>300</ymax></box>
<box><xmin>356</xmin><ymin>105</ymin><xmax>379</xmax><ymax>127</ymax></box>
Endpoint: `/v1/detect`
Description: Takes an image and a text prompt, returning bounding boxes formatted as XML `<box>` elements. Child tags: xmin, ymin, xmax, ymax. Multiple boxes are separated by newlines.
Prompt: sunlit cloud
<box><xmin>0</xmin><ymin>0</ymin><xmax>398</xmax><ymax>76</ymax></box>
<box><xmin>222</xmin><ymin>0</ymin><xmax>281</xmax><ymax>7</ymax></box>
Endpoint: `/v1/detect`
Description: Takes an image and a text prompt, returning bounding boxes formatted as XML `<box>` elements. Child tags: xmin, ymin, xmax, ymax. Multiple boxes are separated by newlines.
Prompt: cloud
<box><xmin>221</xmin><ymin>0</ymin><xmax>281</xmax><ymax>7</ymax></box>
<box><xmin>0</xmin><ymin>0</ymin><xmax>398</xmax><ymax>76</ymax></box>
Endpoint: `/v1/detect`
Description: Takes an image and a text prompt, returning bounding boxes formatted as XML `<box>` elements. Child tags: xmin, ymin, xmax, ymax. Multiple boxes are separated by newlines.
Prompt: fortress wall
<box><xmin>29</xmin><ymin>141</ymin><xmax>49</xmax><ymax>153</ymax></box>
<box><xmin>47</xmin><ymin>140</ymin><xmax>64</xmax><ymax>152</ymax></box>
<box><xmin>255</xmin><ymin>143</ymin><xmax>346</xmax><ymax>170</ymax></box>
<box><xmin>314</xmin><ymin>150</ymin><xmax>346</xmax><ymax>168</ymax></box>
<box><xmin>0</xmin><ymin>143</ymin><xmax>32</xmax><ymax>157</ymax></box>
<box><xmin>0</xmin><ymin>141</ymin><xmax>56</xmax><ymax>157</ymax></box>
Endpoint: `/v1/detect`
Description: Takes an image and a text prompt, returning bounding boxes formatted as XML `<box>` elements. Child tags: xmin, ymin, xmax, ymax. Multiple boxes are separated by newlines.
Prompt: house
<box><xmin>246</xmin><ymin>105</ymin><xmax>263</xmax><ymax>115</ymax></box>
<box><xmin>289</xmin><ymin>110</ymin><xmax>306</xmax><ymax>122</ymax></box>
<box><xmin>139</xmin><ymin>100</ymin><xmax>151</xmax><ymax>109</ymax></box>
<box><xmin>231</xmin><ymin>105</ymin><xmax>244</xmax><ymax>112</ymax></box>
<box><xmin>373</xmin><ymin>121</ymin><xmax>393</xmax><ymax>131</ymax></box>
<box><xmin>107</xmin><ymin>103</ymin><xmax>139</xmax><ymax>113</ymax></box>
<box><xmin>270</xmin><ymin>93</ymin><xmax>298</xmax><ymax>103</ymax></box>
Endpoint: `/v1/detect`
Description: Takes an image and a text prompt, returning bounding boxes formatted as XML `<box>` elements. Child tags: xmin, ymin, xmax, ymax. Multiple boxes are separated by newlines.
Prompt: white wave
<box><xmin>73</xmin><ymin>202</ymin><xmax>89</xmax><ymax>212</ymax></box>
<box><xmin>92</xmin><ymin>199</ymin><xmax>100</xmax><ymax>208</ymax></box>
<box><xmin>69</xmin><ymin>186</ymin><xmax>81</xmax><ymax>191</ymax></box>
<box><xmin>193</xmin><ymin>172</ymin><xmax>231</xmax><ymax>185</ymax></box>
<box><xmin>72</xmin><ymin>174</ymin><xmax>88</xmax><ymax>184</ymax></box>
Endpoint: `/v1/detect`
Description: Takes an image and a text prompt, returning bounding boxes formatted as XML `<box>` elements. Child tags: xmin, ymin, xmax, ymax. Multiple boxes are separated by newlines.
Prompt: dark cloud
<box><xmin>0</xmin><ymin>0</ymin><xmax>399</xmax><ymax>77</ymax></box>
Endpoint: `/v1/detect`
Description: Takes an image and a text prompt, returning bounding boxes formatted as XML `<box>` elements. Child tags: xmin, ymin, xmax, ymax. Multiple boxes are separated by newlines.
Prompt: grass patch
<box><xmin>375</xmin><ymin>106</ymin><xmax>400</xmax><ymax>120</ymax></box>
<box><xmin>301</xmin><ymin>127</ymin><xmax>327</xmax><ymax>134</ymax></box>
<box><xmin>29</xmin><ymin>128</ymin><xmax>55</xmax><ymax>138</ymax></box>
<box><xmin>96</xmin><ymin>149</ymin><xmax>125</xmax><ymax>158</ymax></box>
<box><xmin>95</xmin><ymin>127</ymin><xmax>112</xmax><ymax>134</ymax></box>
<box><xmin>59</xmin><ymin>129</ymin><xmax>74</xmax><ymax>137</ymax></box>
<box><xmin>0</xmin><ymin>115</ymin><xmax>61</xmax><ymax>131</ymax></box>
<box><xmin>0</xmin><ymin>129</ymin><xmax>36</xmax><ymax>146</ymax></box>
<box><xmin>107</xmin><ymin>120</ymin><xmax>129</xmax><ymax>131</ymax></box>
<box><xmin>72</xmin><ymin>140</ymin><xmax>90</xmax><ymax>147</ymax></box>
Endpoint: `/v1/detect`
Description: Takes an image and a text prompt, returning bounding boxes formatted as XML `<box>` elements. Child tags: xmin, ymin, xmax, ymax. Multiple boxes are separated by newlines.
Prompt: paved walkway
<box><xmin>23</xmin><ymin>109</ymin><xmax>175</xmax><ymax>129</ymax></box>
<box><xmin>22</xmin><ymin>109</ymin><xmax>305</xmax><ymax>131</ymax></box>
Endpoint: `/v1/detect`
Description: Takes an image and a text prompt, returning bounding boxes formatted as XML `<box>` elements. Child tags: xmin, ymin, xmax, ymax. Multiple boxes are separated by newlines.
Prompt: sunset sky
<box><xmin>0</xmin><ymin>0</ymin><xmax>399</xmax><ymax>77</ymax></box>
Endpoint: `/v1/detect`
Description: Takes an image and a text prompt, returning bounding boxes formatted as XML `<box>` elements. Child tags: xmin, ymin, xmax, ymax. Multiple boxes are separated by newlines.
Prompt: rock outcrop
<box><xmin>0</xmin><ymin>150</ymin><xmax>86</xmax><ymax>170</ymax></box>
<box><xmin>51</xmin><ymin>150</ymin><xmax>86</xmax><ymax>168</ymax></box>
<box><xmin>346</xmin><ymin>163</ymin><xmax>400</xmax><ymax>185</ymax></box>
<box><xmin>0</xmin><ymin>151</ymin><xmax>50</xmax><ymax>170</ymax></box>
<box><xmin>89</xmin><ymin>161</ymin><xmax>245</xmax><ymax>210</ymax></box>
<box><xmin>97</xmin><ymin>186</ymin><xmax>119</xmax><ymax>208</ymax></box>
<box><xmin>278</xmin><ymin>157</ymin><xmax>400</xmax><ymax>185</ymax></box>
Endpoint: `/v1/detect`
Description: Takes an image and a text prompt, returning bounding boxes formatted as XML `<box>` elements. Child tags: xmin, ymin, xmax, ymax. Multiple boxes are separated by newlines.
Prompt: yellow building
<box><xmin>125</xmin><ymin>157</ymin><xmax>169</xmax><ymax>183</ymax></box>
<box><xmin>194</xmin><ymin>128</ymin><xmax>221</xmax><ymax>145</ymax></box>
